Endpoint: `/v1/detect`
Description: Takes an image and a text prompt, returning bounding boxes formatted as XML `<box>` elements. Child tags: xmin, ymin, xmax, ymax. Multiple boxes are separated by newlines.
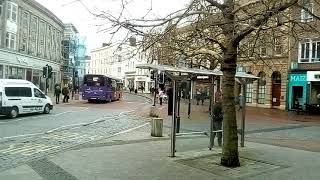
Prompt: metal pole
<box><xmin>170</xmin><ymin>80</ymin><xmax>177</xmax><ymax>157</ymax></box>
<box><xmin>188</xmin><ymin>61</ymin><xmax>193</xmax><ymax>119</ymax></box>
<box><xmin>241</xmin><ymin>81</ymin><xmax>247</xmax><ymax>147</ymax></box>
<box><xmin>188</xmin><ymin>78</ymin><xmax>192</xmax><ymax>119</ymax></box>
<box><xmin>72</xmin><ymin>67</ymin><xmax>75</xmax><ymax>100</ymax></box>
<box><xmin>153</xmin><ymin>71</ymin><xmax>158</xmax><ymax>106</ymax></box>
<box><xmin>177</xmin><ymin>83</ymin><xmax>181</xmax><ymax>133</ymax></box>
<box><xmin>45</xmin><ymin>65</ymin><xmax>48</xmax><ymax>95</ymax></box>
<box><xmin>209</xmin><ymin>76</ymin><xmax>215</xmax><ymax>150</ymax></box>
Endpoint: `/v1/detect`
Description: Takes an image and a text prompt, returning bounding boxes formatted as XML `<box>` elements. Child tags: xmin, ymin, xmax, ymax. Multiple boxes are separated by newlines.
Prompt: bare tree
<box><xmin>84</xmin><ymin>0</ymin><xmax>320</xmax><ymax>167</ymax></box>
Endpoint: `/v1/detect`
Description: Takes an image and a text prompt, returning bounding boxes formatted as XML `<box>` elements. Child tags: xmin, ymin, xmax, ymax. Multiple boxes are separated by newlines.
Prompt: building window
<box><xmin>257</xmin><ymin>72</ymin><xmax>266</xmax><ymax>104</ymax></box>
<box><xmin>0</xmin><ymin>65</ymin><xmax>3</xmax><ymax>79</ymax></box>
<box><xmin>311</xmin><ymin>41</ymin><xmax>320</xmax><ymax>62</ymax></box>
<box><xmin>7</xmin><ymin>1</ymin><xmax>18</xmax><ymax>23</ymax></box>
<box><xmin>6</xmin><ymin>32</ymin><xmax>16</xmax><ymax>50</ymax></box>
<box><xmin>29</xmin><ymin>16</ymin><xmax>38</xmax><ymax>55</ymax></box>
<box><xmin>299</xmin><ymin>39</ymin><xmax>320</xmax><ymax>63</ymax></box>
<box><xmin>274</xmin><ymin>37</ymin><xmax>282</xmax><ymax>55</ymax></box>
<box><xmin>246</xmin><ymin>83</ymin><xmax>253</xmax><ymax>103</ymax></box>
<box><xmin>38</xmin><ymin>20</ymin><xmax>45</xmax><ymax>57</ymax></box>
<box><xmin>118</xmin><ymin>67</ymin><xmax>121</xmax><ymax>73</ymax></box>
<box><xmin>0</xmin><ymin>1</ymin><xmax>3</xmax><ymax>17</ymax></box>
<box><xmin>20</xmin><ymin>11</ymin><xmax>29</xmax><ymax>52</ymax></box>
<box><xmin>301</xmin><ymin>0</ymin><xmax>313</xmax><ymax>22</ymax></box>
<box><xmin>260</xmin><ymin>40</ymin><xmax>267</xmax><ymax>57</ymax></box>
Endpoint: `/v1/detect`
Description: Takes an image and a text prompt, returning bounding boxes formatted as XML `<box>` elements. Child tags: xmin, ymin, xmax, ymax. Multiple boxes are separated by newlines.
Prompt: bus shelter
<box><xmin>136</xmin><ymin>64</ymin><xmax>258</xmax><ymax>157</ymax></box>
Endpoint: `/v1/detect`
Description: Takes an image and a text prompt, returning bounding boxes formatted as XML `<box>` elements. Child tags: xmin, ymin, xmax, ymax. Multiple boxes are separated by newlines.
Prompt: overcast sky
<box><xmin>35</xmin><ymin>0</ymin><xmax>190</xmax><ymax>53</ymax></box>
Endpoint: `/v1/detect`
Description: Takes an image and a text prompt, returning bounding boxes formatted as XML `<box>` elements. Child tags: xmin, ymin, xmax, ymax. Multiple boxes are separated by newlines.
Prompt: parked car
<box><xmin>0</xmin><ymin>79</ymin><xmax>53</xmax><ymax>118</ymax></box>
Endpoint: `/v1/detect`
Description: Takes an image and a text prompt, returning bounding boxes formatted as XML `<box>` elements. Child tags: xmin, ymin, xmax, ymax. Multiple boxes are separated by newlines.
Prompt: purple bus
<box><xmin>81</xmin><ymin>74</ymin><xmax>120</xmax><ymax>102</ymax></box>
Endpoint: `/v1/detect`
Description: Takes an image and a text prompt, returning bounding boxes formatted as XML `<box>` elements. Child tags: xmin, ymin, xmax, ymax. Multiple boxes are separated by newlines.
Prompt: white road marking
<box><xmin>0</xmin><ymin>108</ymin><xmax>89</xmax><ymax>124</ymax></box>
<box><xmin>0</xmin><ymin>108</ymin><xmax>136</xmax><ymax>140</ymax></box>
<box><xmin>0</xmin><ymin>123</ymin><xmax>150</xmax><ymax>157</ymax></box>
<box><xmin>0</xmin><ymin>143</ymin><xmax>60</xmax><ymax>156</ymax></box>
<box><xmin>0</xmin><ymin>132</ymin><xmax>44</xmax><ymax>141</ymax></box>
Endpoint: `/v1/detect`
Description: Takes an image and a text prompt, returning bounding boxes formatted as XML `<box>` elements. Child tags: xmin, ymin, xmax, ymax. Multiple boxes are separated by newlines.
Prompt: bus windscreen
<box><xmin>83</xmin><ymin>75</ymin><xmax>105</xmax><ymax>86</ymax></box>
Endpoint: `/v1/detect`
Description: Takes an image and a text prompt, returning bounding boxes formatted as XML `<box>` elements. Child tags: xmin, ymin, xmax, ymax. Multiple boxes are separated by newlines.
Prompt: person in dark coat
<box><xmin>62</xmin><ymin>86</ymin><xmax>70</xmax><ymax>103</ymax></box>
<box><xmin>212</xmin><ymin>102</ymin><xmax>223</xmax><ymax>146</ymax></box>
<box><xmin>54</xmin><ymin>83</ymin><xmax>62</xmax><ymax>104</ymax></box>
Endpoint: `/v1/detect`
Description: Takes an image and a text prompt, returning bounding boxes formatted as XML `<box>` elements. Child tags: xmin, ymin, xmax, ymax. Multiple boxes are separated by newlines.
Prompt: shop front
<box><xmin>307</xmin><ymin>71</ymin><xmax>320</xmax><ymax>105</ymax></box>
<box><xmin>288</xmin><ymin>72</ymin><xmax>308</xmax><ymax>110</ymax></box>
<box><xmin>135</xmin><ymin>75</ymin><xmax>151</xmax><ymax>93</ymax></box>
<box><xmin>0</xmin><ymin>49</ymin><xmax>61</xmax><ymax>92</ymax></box>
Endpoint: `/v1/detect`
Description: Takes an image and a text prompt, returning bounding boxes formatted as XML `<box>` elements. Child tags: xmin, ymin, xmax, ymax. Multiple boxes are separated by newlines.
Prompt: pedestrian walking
<box><xmin>196</xmin><ymin>89</ymin><xmax>201</xmax><ymax>105</ymax></box>
<box><xmin>62</xmin><ymin>86</ymin><xmax>70</xmax><ymax>103</ymax></box>
<box><xmin>212</xmin><ymin>102</ymin><xmax>223</xmax><ymax>146</ymax></box>
<box><xmin>159</xmin><ymin>89</ymin><xmax>164</xmax><ymax>105</ymax></box>
<box><xmin>201</xmin><ymin>91</ymin><xmax>206</xmax><ymax>105</ymax></box>
<box><xmin>54</xmin><ymin>83</ymin><xmax>61</xmax><ymax>104</ymax></box>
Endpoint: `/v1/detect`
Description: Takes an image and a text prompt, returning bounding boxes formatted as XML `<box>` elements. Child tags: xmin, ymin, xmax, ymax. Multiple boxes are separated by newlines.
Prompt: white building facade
<box><xmin>89</xmin><ymin>43</ymin><xmax>153</xmax><ymax>93</ymax></box>
<box><xmin>0</xmin><ymin>0</ymin><xmax>64</xmax><ymax>92</ymax></box>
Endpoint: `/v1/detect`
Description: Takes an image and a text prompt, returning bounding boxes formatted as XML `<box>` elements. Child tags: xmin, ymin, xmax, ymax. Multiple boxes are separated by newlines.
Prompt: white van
<box><xmin>0</xmin><ymin>79</ymin><xmax>53</xmax><ymax>118</ymax></box>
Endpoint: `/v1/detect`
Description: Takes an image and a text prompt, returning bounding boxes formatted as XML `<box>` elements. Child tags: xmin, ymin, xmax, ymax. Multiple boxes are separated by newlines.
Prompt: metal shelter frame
<box><xmin>136</xmin><ymin>64</ymin><xmax>258</xmax><ymax>157</ymax></box>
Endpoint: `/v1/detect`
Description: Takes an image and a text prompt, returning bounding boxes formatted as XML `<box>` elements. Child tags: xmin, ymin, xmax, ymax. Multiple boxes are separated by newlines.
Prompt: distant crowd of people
<box><xmin>54</xmin><ymin>83</ymin><xmax>75</xmax><ymax>104</ymax></box>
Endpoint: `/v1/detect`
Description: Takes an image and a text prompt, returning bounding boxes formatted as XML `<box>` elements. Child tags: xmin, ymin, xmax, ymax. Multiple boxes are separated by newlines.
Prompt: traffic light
<box><xmin>43</xmin><ymin>66</ymin><xmax>47</xmax><ymax>78</ymax></box>
<box><xmin>150</xmin><ymin>70</ymin><xmax>155</xmax><ymax>80</ymax></box>
<box><xmin>75</xmin><ymin>70</ymin><xmax>79</xmax><ymax>77</ymax></box>
<box><xmin>158</xmin><ymin>72</ymin><xmax>165</xmax><ymax>84</ymax></box>
<box><xmin>48</xmin><ymin>66</ymin><xmax>53</xmax><ymax>78</ymax></box>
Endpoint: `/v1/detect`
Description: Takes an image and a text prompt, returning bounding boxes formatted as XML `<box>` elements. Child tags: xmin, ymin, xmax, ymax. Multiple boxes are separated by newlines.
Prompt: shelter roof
<box><xmin>136</xmin><ymin>64</ymin><xmax>258</xmax><ymax>79</ymax></box>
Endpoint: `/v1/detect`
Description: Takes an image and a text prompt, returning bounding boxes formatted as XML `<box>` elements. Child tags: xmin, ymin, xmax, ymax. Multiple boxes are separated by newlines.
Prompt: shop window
<box><xmin>7</xmin><ymin>66</ymin><xmax>24</xmax><ymax>79</ymax></box>
<box><xmin>246</xmin><ymin>83</ymin><xmax>253</xmax><ymax>103</ymax></box>
<box><xmin>257</xmin><ymin>72</ymin><xmax>266</xmax><ymax>104</ymax></box>
<box><xmin>7</xmin><ymin>1</ymin><xmax>17</xmax><ymax>23</ymax></box>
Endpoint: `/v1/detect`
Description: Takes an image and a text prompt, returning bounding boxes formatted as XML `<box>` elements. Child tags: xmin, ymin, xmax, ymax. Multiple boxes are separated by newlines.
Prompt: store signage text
<box><xmin>290</xmin><ymin>75</ymin><xmax>306</xmax><ymax>82</ymax></box>
<box><xmin>16</xmin><ymin>57</ymin><xmax>28</xmax><ymax>65</ymax></box>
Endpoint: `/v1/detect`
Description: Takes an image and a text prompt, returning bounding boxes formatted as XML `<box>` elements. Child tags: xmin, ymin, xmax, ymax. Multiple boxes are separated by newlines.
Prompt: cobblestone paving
<box><xmin>0</xmin><ymin>113</ymin><xmax>149</xmax><ymax>172</ymax></box>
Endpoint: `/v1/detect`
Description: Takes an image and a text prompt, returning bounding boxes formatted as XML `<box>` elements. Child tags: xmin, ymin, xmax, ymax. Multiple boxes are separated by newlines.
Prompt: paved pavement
<box><xmin>139</xmin><ymin>93</ymin><xmax>320</xmax><ymax>152</ymax></box>
<box><xmin>0</xmin><ymin>93</ymin><xmax>319</xmax><ymax>179</ymax></box>
<box><xmin>0</xmin><ymin>125</ymin><xmax>319</xmax><ymax>180</ymax></box>
<box><xmin>0</xmin><ymin>93</ymin><xmax>151</xmax><ymax>171</ymax></box>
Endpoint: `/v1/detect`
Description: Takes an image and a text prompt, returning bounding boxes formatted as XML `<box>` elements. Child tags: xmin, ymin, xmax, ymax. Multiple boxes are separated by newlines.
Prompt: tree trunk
<box><xmin>220</xmin><ymin>46</ymin><xmax>240</xmax><ymax>167</ymax></box>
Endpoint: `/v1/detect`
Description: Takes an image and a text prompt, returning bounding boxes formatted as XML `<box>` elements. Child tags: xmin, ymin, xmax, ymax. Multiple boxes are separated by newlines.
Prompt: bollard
<box><xmin>151</xmin><ymin>118</ymin><xmax>163</xmax><ymax>137</ymax></box>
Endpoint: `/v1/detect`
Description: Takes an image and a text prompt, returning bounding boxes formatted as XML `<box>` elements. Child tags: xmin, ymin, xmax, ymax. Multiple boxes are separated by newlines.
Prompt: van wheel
<box><xmin>9</xmin><ymin>107</ymin><xmax>19</xmax><ymax>119</ymax></box>
<box><xmin>43</xmin><ymin>104</ymin><xmax>51</xmax><ymax>114</ymax></box>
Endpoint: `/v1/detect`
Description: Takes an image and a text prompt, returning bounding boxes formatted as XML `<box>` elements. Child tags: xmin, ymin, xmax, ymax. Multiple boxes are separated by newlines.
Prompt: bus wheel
<box><xmin>9</xmin><ymin>107</ymin><xmax>19</xmax><ymax>119</ymax></box>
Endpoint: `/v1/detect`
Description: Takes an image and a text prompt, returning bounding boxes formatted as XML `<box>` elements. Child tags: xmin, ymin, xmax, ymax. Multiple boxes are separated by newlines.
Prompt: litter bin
<box><xmin>151</xmin><ymin>118</ymin><xmax>163</xmax><ymax>137</ymax></box>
